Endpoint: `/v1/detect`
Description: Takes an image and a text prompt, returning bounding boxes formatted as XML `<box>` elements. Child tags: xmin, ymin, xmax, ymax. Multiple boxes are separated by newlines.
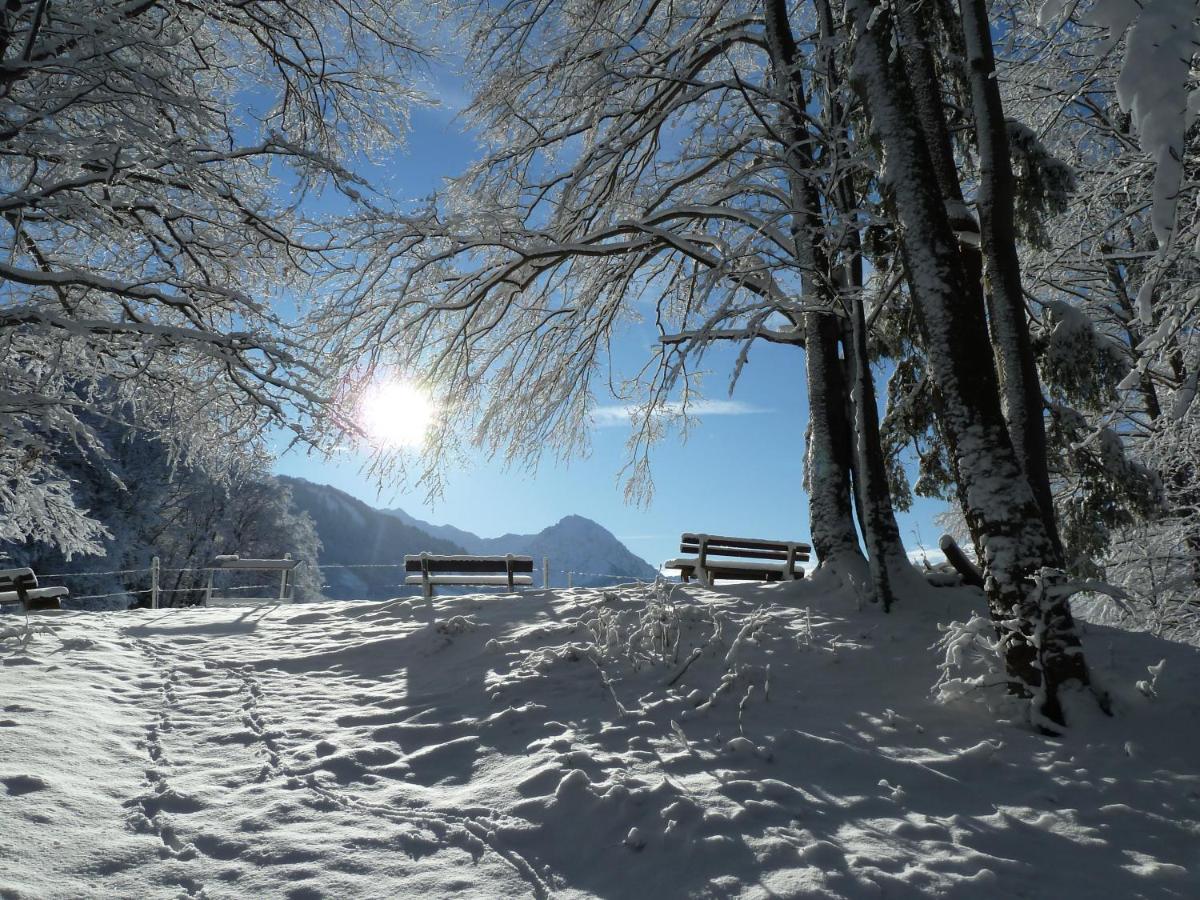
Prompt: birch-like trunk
<box><xmin>846</xmin><ymin>0</ymin><xmax>1092</xmax><ymax>726</ymax></box>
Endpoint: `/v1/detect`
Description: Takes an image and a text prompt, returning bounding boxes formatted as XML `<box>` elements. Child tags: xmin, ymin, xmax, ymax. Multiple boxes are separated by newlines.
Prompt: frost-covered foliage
<box><xmin>1</xmin><ymin>405</ymin><xmax>324</xmax><ymax>609</ymax></box>
<box><xmin>1035</xmin><ymin>301</ymin><xmax>1130</xmax><ymax>412</ymax></box>
<box><xmin>1090</xmin><ymin>403</ymin><xmax>1200</xmax><ymax>642</ymax></box>
<box><xmin>1006</xmin><ymin>121</ymin><xmax>1076</xmax><ymax>249</ymax></box>
<box><xmin>996</xmin><ymin>0</ymin><xmax>1198</xmax><ymax>590</ymax></box>
<box><xmin>934</xmin><ymin>613</ymin><xmax>1008</xmax><ymax>705</ymax></box>
<box><xmin>0</xmin><ymin>0</ymin><xmax>423</xmax><ymax>550</ymax></box>
<box><xmin>312</xmin><ymin>0</ymin><xmax>854</xmax><ymax>501</ymax></box>
<box><xmin>1038</xmin><ymin>0</ymin><xmax>1198</xmax><ymax>247</ymax></box>
<box><xmin>1049</xmin><ymin>415</ymin><xmax>1161</xmax><ymax>578</ymax></box>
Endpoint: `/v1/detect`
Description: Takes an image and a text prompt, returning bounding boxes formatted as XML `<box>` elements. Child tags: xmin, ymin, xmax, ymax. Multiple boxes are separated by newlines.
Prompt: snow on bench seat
<box><xmin>665</xmin><ymin>559</ymin><xmax>804</xmax><ymax>577</ymax></box>
<box><xmin>0</xmin><ymin>568</ymin><xmax>69</xmax><ymax>611</ymax></box>
<box><xmin>666</xmin><ymin>534</ymin><xmax>810</xmax><ymax>585</ymax></box>
<box><xmin>404</xmin><ymin>554</ymin><xmax>535</xmax><ymax>599</ymax></box>
<box><xmin>403</xmin><ymin>575</ymin><xmax>535</xmax><ymax>587</ymax></box>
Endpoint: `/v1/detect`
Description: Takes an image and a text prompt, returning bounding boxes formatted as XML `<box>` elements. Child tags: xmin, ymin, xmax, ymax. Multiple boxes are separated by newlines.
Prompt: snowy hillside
<box><xmin>3</xmin><ymin>579</ymin><xmax>1199</xmax><ymax>898</ymax></box>
<box><xmin>386</xmin><ymin>509</ymin><xmax>659</xmax><ymax>587</ymax></box>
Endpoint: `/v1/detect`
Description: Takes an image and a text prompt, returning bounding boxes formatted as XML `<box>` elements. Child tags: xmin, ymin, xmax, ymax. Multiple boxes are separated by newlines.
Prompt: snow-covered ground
<box><xmin>2</xmin><ymin>576</ymin><xmax>1198</xmax><ymax>898</ymax></box>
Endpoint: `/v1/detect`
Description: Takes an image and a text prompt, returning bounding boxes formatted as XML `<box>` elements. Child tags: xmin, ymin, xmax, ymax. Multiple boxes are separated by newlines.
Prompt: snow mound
<box><xmin>2</xmin><ymin>580</ymin><xmax>1199</xmax><ymax>897</ymax></box>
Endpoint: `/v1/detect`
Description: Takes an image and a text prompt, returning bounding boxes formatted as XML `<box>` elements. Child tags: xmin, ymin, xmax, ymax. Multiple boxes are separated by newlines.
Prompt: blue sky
<box><xmin>273</xmin><ymin>97</ymin><xmax>952</xmax><ymax>572</ymax></box>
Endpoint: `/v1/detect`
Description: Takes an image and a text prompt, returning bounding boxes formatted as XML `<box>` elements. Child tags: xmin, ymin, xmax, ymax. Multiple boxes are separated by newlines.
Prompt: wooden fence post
<box><xmin>542</xmin><ymin>557</ymin><xmax>550</xmax><ymax>588</ymax></box>
<box><xmin>567</xmin><ymin>571</ymin><xmax>573</xmax><ymax>589</ymax></box>
<box><xmin>151</xmin><ymin>556</ymin><xmax>160</xmax><ymax>609</ymax></box>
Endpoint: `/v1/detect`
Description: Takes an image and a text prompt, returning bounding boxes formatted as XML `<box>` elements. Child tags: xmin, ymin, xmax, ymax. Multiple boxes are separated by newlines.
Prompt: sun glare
<box><xmin>359</xmin><ymin>380</ymin><xmax>437</xmax><ymax>448</ymax></box>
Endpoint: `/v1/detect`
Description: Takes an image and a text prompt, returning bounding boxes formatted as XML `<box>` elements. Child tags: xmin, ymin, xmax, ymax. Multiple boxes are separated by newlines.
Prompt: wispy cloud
<box><xmin>591</xmin><ymin>399</ymin><xmax>770</xmax><ymax>427</ymax></box>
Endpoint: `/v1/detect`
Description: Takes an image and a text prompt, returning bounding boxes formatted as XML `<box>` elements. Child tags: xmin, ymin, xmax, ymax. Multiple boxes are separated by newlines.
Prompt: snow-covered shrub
<box><xmin>580</xmin><ymin>583</ymin><xmax>691</xmax><ymax>669</ymax></box>
<box><xmin>933</xmin><ymin>614</ymin><xmax>1008</xmax><ymax>706</ymax></box>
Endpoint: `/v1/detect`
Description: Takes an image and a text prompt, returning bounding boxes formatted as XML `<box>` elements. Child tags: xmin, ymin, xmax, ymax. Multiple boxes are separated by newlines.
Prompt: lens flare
<box><xmin>359</xmin><ymin>380</ymin><xmax>436</xmax><ymax>448</ymax></box>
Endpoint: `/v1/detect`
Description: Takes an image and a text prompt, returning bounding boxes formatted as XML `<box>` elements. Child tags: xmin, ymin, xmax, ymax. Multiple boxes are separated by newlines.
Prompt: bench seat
<box><xmin>0</xmin><ymin>568</ymin><xmax>69</xmax><ymax>611</ymax></box>
<box><xmin>404</xmin><ymin>575</ymin><xmax>535</xmax><ymax>587</ymax></box>
<box><xmin>404</xmin><ymin>554</ymin><xmax>535</xmax><ymax>599</ymax></box>
<box><xmin>666</xmin><ymin>559</ymin><xmax>804</xmax><ymax>582</ymax></box>
<box><xmin>0</xmin><ymin>586</ymin><xmax>69</xmax><ymax>606</ymax></box>
<box><xmin>665</xmin><ymin>533</ymin><xmax>811</xmax><ymax>586</ymax></box>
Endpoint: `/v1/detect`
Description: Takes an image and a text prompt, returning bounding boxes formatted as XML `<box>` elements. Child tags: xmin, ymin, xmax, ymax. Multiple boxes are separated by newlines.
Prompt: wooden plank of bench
<box><xmin>707</xmin><ymin>568</ymin><xmax>792</xmax><ymax>582</ymax></box>
<box><xmin>403</xmin><ymin>575</ymin><xmax>535</xmax><ymax>587</ymax></box>
<box><xmin>404</xmin><ymin>554</ymin><xmax>535</xmax><ymax>598</ymax></box>
<box><xmin>0</xmin><ymin>571</ymin><xmax>68</xmax><ymax>611</ymax></box>
<box><xmin>0</xmin><ymin>586</ymin><xmax>69</xmax><ymax>603</ymax></box>
<box><xmin>679</xmin><ymin>543</ymin><xmax>810</xmax><ymax>562</ymax></box>
<box><xmin>667</xmin><ymin>559</ymin><xmax>804</xmax><ymax>583</ymax></box>
<box><xmin>681</xmin><ymin>533</ymin><xmax>811</xmax><ymax>553</ymax></box>
<box><xmin>209</xmin><ymin>556</ymin><xmax>301</xmax><ymax>571</ymax></box>
<box><xmin>404</xmin><ymin>556</ymin><xmax>534</xmax><ymax>573</ymax></box>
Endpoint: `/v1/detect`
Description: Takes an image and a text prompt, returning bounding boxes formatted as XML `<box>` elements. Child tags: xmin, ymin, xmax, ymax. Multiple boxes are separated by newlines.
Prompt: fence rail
<box><xmin>1</xmin><ymin>556</ymin><xmax>657</xmax><ymax>611</ymax></box>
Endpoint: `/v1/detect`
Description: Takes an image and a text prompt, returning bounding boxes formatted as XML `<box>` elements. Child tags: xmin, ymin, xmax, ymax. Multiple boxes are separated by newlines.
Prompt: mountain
<box><xmin>385</xmin><ymin>507</ymin><xmax>483</xmax><ymax>553</ymax></box>
<box><xmin>281</xmin><ymin>477</ymin><xmax>467</xmax><ymax>600</ymax></box>
<box><xmin>284</xmin><ymin>477</ymin><xmax>658</xmax><ymax>597</ymax></box>
<box><xmin>384</xmin><ymin>508</ymin><xmax>659</xmax><ymax>588</ymax></box>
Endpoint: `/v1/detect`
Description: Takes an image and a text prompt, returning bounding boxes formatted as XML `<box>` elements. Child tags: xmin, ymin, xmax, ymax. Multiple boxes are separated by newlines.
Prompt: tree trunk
<box><xmin>957</xmin><ymin>0</ymin><xmax>1063</xmax><ymax>560</ymax></box>
<box><xmin>815</xmin><ymin>0</ymin><xmax>909</xmax><ymax>606</ymax></box>
<box><xmin>806</xmin><ymin>312</ymin><xmax>867</xmax><ymax>565</ymax></box>
<box><xmin>846</xmin><ymin>0</ymin><xmax>1092</xmax><ymax>726</ymax></box>
<box><xmin>764</xmin><ymin>0</ymin><xmax>866</xmax><ymax>570</ymax></box>
<box><xmin>843</xmin><ymin>275</ymin><xmax>906</xmax><ymax>609</ymax></box>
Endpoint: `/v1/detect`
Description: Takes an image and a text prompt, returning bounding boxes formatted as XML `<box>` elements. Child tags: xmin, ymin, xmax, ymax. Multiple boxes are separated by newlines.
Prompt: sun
<box><xmin>359</xmin><ymin>380</ymin><xmax>437</xmax><ymax>448</ymax></box>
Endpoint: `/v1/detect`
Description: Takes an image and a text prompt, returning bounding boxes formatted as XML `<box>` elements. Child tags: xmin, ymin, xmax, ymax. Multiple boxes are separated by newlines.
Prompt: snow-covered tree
<box><xmin>841</xmin><ymin>0</ymin><xmax>1100</xmax><ymax>725</ymax></box>
<box><xmin>995</xmin><ymin>0</ymin><xmax>1198</xmax><ymax>631</ymax></box>
<box><xmin>315</xmin><ymin>0</ymin><xmax>919</xmax><ymax>607</ymax></box>
<box><xmin>2</xmin><ymin>399</ymin><xmax>324</xmax><ymax>607</ymax></box>
<box><xmin>0</xmin><ymin>0</ymin><xmax>422</xmax><ymax>552</ymax></box>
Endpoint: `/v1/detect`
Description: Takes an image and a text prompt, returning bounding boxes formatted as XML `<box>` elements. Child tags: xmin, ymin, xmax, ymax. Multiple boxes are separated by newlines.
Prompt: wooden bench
<box><xmin>665</xmin><ymin>534</ymin><xmax>810</xmax><ymax>585</ymax></box>
<box><xmin>203</xmin><ymin>554</ymin><xmax>301</xmax><ymax>606</ymax></box>
<box><xmin>404</xmin><ymin>554</ymin><xmax>535</xmax><ymax>599</ymax></box>
<box><xmin>0</xmin><ymin>568</ymin><xmax>69</xmax><ymax>611</ymax></box>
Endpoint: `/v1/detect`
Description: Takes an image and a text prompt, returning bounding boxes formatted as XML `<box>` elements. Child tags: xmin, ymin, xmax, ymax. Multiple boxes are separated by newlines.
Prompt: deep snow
<box><xmin>2</xmin><ymin>575</ymin><xmax>1199</xmax><ymax>898</ymax></box>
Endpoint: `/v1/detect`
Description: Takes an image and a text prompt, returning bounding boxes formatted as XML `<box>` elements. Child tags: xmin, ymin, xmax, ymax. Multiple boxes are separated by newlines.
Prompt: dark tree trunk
<box><xmin>846</xmin><ymin>0</ymin><xmax>1092</xmax><ymax>726</ymax></box>
<box><xmin>764</xmin><ymin>0</ymin><xmax>866</xmax><ymax>570</ymax></box>
<box><xmin>958</xmin><ymin>0</ymin><xmax>1063</xmax><ymax>560</ymax></box>
<box><xmin>805</xmin><ymin>311</ymin><xmax>866</xmax><ymax>565</ymax></box>
<box><xmin>815</xmin><ymin>0</ymin><xmax>908</xmax><ymax>605</ymax></box>
<box><xmin>844</xmin><ymin>273</ymin><xmax>905</xmax><ymax>609</ymax></box>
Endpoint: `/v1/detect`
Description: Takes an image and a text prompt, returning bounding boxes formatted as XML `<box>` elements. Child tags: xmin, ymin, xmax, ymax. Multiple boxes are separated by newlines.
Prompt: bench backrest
<box><xmin>680</xmin><ymin>534</ymin><xmax>811</xmax><ymax>562</ymax></box>
<box><xmin>207</xmin><ymin>556</ymin><xmax>301</xmax><ymax>571</ymax></box>
<box><xmin>404</xmin><ymin>555</ymin><xmax>534</xmax><ymax>574</ymax></box>
<box><xmin>0</xmin><ymin>567</ymin><xmax>36</xmax><ymax>592</ymax></box>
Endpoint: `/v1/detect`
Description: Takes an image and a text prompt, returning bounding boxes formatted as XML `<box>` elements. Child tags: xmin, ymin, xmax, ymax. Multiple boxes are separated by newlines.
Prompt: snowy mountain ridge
<box><xmin>384</xmin><ymin>507</ymin><xmax>659</xmax><ymax>587</ymax></box>
<box><xmin>281</xmin><ymin>477</ymin><xmax>658</xmax><ymax>595</ymax></box>
<box><xmin>280</xmin><ymin>477</ymin><xmax>467</xmax><ymax>600</ymax></box>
